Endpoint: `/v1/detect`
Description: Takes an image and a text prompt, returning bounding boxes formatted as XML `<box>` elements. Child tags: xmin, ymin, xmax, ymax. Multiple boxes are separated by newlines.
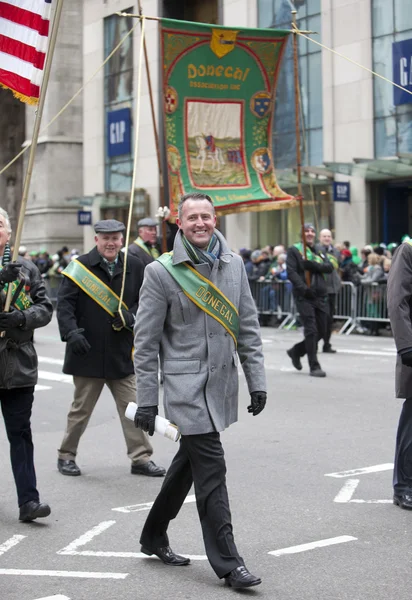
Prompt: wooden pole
<box><xmin>137</xmin><ymin>1</ymin><xmax>168</xmax><ymax>253</ymax></box>
<box><xmin>2</xmin><ymin>0</ymin><xmax>65</xmax><ymax>315</ymax></box>
<box><xmin>292</xmin><ymin>10</ymin><xmax>310</xmax><ymax>285</ymax></box>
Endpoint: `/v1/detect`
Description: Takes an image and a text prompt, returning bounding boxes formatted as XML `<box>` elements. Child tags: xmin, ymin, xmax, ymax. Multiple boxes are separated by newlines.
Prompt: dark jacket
<box><xmin>286</xmin><ymin>244</ymin><xmax>333</xmax><ymax>299</ymax></box>
<box><xmin>127</xmin><ymin>239</ymin><xmax>157</xmax><ymax>268</ymax></box>
<box><xmin>57</xmin><ymin>247</ymin><xmax>144</xmax><ymax>379</ymax></box>
<box><xmin>0</xmin><ymin>258</ymin><xmax>53</xmax><ymax>389</ymax></box>
<box><xmin>316</xmin><ymin>244</ymin><xmax>341</xmax><ymax>294</ymax></box>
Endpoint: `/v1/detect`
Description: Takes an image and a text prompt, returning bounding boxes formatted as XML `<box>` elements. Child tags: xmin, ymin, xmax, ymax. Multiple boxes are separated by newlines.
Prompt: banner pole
<box><xmin>2</xmin><ymin>0</ymin><xmax>65</xmax><ymax>315</ymax></box>
<box><xmin>137</xmin><ymin>1</ymin><xmax>167</xmax><ymax>253</ymax></box>
<box><xmin>292</xmin><ymin>10</ymin><xmax>310</xmax><ymax>285</ymax></box>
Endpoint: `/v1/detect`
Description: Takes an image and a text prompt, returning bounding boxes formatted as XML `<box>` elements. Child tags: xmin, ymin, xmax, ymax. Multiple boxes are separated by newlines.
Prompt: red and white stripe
<box><xmin>0</xmin><ymin>0</ymin><xmax>52</xmax><ymax>104</ymax></box>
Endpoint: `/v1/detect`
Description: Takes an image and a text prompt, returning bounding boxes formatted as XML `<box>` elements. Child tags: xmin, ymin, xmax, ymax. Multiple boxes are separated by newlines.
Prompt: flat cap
<box><xmin>94</xmin><ymin>219</ymin><xmax>125</xmax><ymax>234</ymax></box>
<box><xmin>303</xmin><ymin>222</ymin><xmax>316</xmax><ymax>231</ymax></box>
<box><xmin>137</xmin><ymin>217</ymin><xmax>158</xmax><ymax>228</ymax></box>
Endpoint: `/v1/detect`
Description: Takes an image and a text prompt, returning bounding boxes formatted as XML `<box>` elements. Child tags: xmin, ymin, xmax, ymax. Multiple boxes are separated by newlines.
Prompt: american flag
<box><xmin>0</xmin><ymin>0</ymin><xmax>52</xmax><ymax>104</ymax></box>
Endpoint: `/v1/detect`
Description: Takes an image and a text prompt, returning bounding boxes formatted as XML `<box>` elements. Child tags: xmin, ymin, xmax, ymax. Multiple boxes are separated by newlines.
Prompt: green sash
<box><xmin>294</xmin><ymin>243</ymin><xmax>323</xmax><ymax>264</ymax></box>
<box><xmin>0</xmin><ymin>266</ymin><xmax>32</xmax><ymax>311</ymax></box>
<box><xmin>157</xmin><ymin>253</ymin><xmax>239</xmax><ymax>345</ymax></box>
<box><xmin>134</xmin><ymin>238</ymin><xmax>160</xmax><ymax>259</ymax></box>
<box><xmin>62</xmin><ymin>259</ymin><xmax>128</xmax><ymax>317</ymax></box>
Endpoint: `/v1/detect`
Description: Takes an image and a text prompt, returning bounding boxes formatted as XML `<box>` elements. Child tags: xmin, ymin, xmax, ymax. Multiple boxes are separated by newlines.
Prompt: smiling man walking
<box><xmin>133</xmin><ymin>193</ymin><xmax>267</xmax><ymax>589</ymax></box>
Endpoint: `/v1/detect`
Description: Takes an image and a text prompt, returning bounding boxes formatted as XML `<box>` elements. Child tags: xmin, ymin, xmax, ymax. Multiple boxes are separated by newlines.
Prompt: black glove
<box><xmin>112</xmin><ymin>310</ymin><xmax>135</xmax><ymax>331</ymax></box>
<box><xmin>134</xmin><ymin>405</ymin><xmax>158</xmax><ymax>436</ymax></box>
<box><xmin>303</xmin><ymin>288</ymin><xmax>316</xmax><ymax>300</ymax></box>
<box><xmin>401</xmin><ymin>351</ymin><xmax>412</xmax><ymax>368</ymax></box>
<box><xmin>247</xmin><ymin>391</ymin><xmax>267</xmax><ymax>416</ymax></box>
<box><xmin>0</xmin><ymin>262</ymin><xmax>22</xmax><ymax>285</ymax></box>
<box><xmin>0</xmin><ymin>306</ymin><xmax>25</xmax><ymax>330</ymax></box>
<box><xmin>67</xmin><ymin>330</ymin><xmax>91</xmax><ymax>356</ymax></box>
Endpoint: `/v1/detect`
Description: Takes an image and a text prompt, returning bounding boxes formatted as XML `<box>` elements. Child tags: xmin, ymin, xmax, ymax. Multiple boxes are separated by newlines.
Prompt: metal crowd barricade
<box><xmin>249</xmin><ymin>279</ymin><xmax>294</xmax><ymax>328</ymax></box>
<box><xmin>335</xmin><ymin>281</ymin><xmax>357</xmax><ymax>334</ymax></box>
<box><xmin>347</xmin><ymin>281</ymin><xmax>389</xmax><ymax>334</ymax></box>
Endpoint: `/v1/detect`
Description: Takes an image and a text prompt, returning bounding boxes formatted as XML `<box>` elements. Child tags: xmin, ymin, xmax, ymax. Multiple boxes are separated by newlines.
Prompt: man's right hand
<box><xmin>303</xmin><ymin>288</ymin><xmax>316</xmax><ymax>300</ymax></box>
<box><xmin>401</xmin><ymin>350</ymin><xmax>412</xmax><ymax>368</ymax></box>
<box><xmin>134</xmin><ymin>406</ymin><xmax>158</xmax><ymax>436</ymax></box>
<box><xmin>67</xmin><ymin>331</ymin><xmax>91</xmax><ymax>356</ymax></box>
<box><xmin>0</xmin><ymin>262</ymin><xmax>22</xmax><ymax>285</ymax></box>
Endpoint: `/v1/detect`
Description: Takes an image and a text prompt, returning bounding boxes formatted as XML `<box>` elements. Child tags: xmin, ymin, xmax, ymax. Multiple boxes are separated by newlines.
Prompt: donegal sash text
<box><xmin>62</xmin><ymin>260</ymin><xmax>128</xmax><ymax>317</ymax></box>
<box><xmin>157</xmin><ymin>253</ymin><xmax>239</xmax><ymax>344</ymax></box>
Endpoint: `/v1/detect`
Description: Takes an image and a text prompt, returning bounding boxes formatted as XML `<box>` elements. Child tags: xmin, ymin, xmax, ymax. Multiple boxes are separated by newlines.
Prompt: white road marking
<box><xmin>338</xmin><ymin>349</ymin><xmax>395</xmax><ymax>357</ymax></box>
<box><xmin>38</xmin><ymin>371</ymin><xmax>72</xmax><ymax>384</ymax></box>
<box><xmin>334</xmin><ymin>479</ymin><xmax>359</xmax><ymax>503</ymax></box>
<box><xmin>268</xmin><ymin>535</ymin><xmax>357</xmax><ymax>557</ymax></box>
<box><xmin>0</xmin><ymin>535</ymin><xmax>26</xmax><ymax>556</ymax></box>
<box><xmin>0</xmin><ymin>569</ymin><xmax>127</xmax><ymax>579</ymax></box>
<box><xmin>58</xmin><ymin>521</ymin><xmax>116</xmax><ymax>555</ymax></box>
<box><xmin>349</xmin><ymin>499</ymin><xmax>392</xmax><ymax>504</ymax></box>
<box><xmin>112</xmin><ymin>494</ymin><xmax>196</xmax><ymax>513</ymax></box>
<box><xmin>35</xmin><ymin>385</ymin><xmax>52</xmax><ymax>391</ymax></box>
<box><xmin>63</xmin><ymin>550</ymin><xmax>207</xmax><ymax>560</ymax></box>
<box><xmin>38</xmin><ymin>356</ymin><xmax>64</xmax><ymax>366</ymax></box>
<box><xmin>325</xmin><ymin>463</ymin><xmax>393</xmax><ymax>478</ymax></box>
<box><xmin>33</xmin><ymin>596</ymin><xmax>70</xmax><ymax>600</ymax></box>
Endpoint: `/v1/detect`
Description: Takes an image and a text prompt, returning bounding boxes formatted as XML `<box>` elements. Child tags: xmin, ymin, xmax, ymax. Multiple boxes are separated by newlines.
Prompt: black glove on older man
<box><xmin>112</xmin><ymin>310</ymin><xmax>135</xmax><ymax>331</ymax></box>
<box><xmin>134</xmin><ymin>406</ymin><xmax>158</xmax><ymax>436</ymax></box>
<box><xmin>0</xmin><ymin>306</ymin><xmax>25</xmax><ymax>329</ymax></box>
<box><xmin>66</xmin><ymin>330</ymin><xmax>91</xmax><ymax>356</ymax></box>
<box><xmin>247</xmin><ymin>391</ymin><xmax>267</xmax><ymax>416</ymax></box>
<box><xmin>0</xmin><ymin>262</ymin><xmax>22</xmax><ymax>285</ymax></box>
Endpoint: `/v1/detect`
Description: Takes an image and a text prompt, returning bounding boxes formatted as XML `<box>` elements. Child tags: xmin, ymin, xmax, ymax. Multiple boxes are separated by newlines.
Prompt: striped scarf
<box><xmin>182</xmin><ymin>234</ymin><xmax>220</xmax><ymax>268</ymax></box>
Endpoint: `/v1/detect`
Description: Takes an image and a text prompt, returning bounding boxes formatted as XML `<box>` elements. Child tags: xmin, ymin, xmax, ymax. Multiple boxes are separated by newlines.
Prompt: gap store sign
<box><xmin>393</xmin><ymin>39</ymin><xmax>412</xmax><ymax>106</ymax></box>
<box><xmin>107</xmin><ymin>108</ymin><xmax>131</xmax><ymax>157</ymax></box>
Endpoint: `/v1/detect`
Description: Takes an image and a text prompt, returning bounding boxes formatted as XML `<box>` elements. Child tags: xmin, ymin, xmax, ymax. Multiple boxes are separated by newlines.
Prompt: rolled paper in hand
<box><xmin>125</xmin><ymin>402</ymin><xmax>180</xmax><ymax>442</ymax></box>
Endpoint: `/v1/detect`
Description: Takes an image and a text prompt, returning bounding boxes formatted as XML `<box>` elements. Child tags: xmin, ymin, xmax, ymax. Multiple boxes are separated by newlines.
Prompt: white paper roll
<box><xmin>125</xmin><ymin>402</ymin><xmax>180</xmax><ymax>442</ymax></box>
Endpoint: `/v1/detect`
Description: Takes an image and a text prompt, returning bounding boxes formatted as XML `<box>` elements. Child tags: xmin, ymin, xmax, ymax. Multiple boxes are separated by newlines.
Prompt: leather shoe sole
<box><xmin>393</xmin><ymin>494</ymin><xmax>412</xmax><ymax>510</ymax></box>
<box><xmin>131</xmin><ymin>461</ymin><xmax>166</xmax><ymax>477</ymax></box>
<box><xmin>19</xmin><ymin>502</ymin><xmax>51</xmax><ymax>522</ymax></box>
<box><xmin>141</xmin><ymin>546</ymin><xmax>190</xmax><ymax>566</ymax></box>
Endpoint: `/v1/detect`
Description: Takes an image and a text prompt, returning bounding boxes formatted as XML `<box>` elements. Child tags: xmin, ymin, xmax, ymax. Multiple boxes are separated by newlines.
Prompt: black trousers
<box><xmin>140</xmin><ymin>432</ymin><xmax>243</xmax><ymax>578</ymax></box>
<box><xmin>394</xmin><ymin>397</ymin><xmax>412</xmax><ymax>493</ymax></box>
<box><xmin>324</xmin><ymin>293</ymin><xmax>336</xmax><ymax>348</ymax></box>
<box><xmin>292</xmin><ymin>297</ymin><xmax>328</xmax><ymax>370</ymax></box>
<box><xmin>0</xmin><ymin>386</ymin><xmax>39</xmax><ymax>507</ymax></box>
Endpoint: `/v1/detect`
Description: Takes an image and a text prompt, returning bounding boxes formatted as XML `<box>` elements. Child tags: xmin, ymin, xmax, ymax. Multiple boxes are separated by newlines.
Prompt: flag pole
<box><xmin>292</xmin><ymin>10</ymin><xmax>310</xmax><ymax>285</ymax></box>
<box><xmin>137</xmin><ymin>1</ymin><xmax>168</xmax><ymax>253</ymax></box>
<box><xmin>3</xmin><ymin>0</ymin><xmax>65</xmax><ymax>313</ymax></box>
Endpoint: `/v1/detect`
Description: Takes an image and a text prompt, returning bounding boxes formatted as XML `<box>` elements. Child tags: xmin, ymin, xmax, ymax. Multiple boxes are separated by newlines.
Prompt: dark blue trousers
<box><xmin>0</xmin><ymin>386</ymin><xmax>39</xmax><ymax>506</ymax></box>
<box><xmin>394</xmin><ymin>397</ymin><xmax>412</xmax><ymax>493</ymax></box>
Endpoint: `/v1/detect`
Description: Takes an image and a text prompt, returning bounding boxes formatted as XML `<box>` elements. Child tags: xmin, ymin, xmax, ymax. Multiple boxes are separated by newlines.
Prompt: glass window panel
<box><xmin>398</xmin><ymin>106</ymin><xmax>412</xmax><ymax>153</ymax></box>
<box><xmin>373</xmin><ymin>36</ymin><xmax>394</xmax><ymax>117</ymax></box>
<box><xmin>309</xmin><ymin>128</ymin><xmax>323</xmax><ymax>165</ymax></box>
<box><xmin>299</xmin><ymin>55</ymin><xmax>309</xmax><ymax>126</ymax></box>
<box><xmin>307</xmin><ymin>15</ymin><xmax>321</xmax><ymax>53</ymax></box>
<box><xmin>372</xmin><ymin>0</ymin><xmax>394</xmax><ymax>37</ymax></box>
<box><xmin>375</xmin><ymin>117</ymin><xmax>397</xmax><ymax>157</ymax></box>
<box><xmin>394</xmin><ymin>29</ymin><xmax>412</xmax><ymax>42</ymax></box>
<box><xmin>106</xmin><ymin>159</ymin><xmax>134</xmax><ymax>192</ymax></box>
<box><xmin>258</xmin><ymin>0</ymin><xmax>274</xmax><ymax>28</ymax></box>
<box><xmin>305</xmin><ymin>0</ymin><xmax>320</xmax><ymax>17</ymax></box>
<box><xmin>308</xmin><ymin>52</ymin><xmax>322</xmax><ymax>128</ymax></box>
<box><xmin>270</xmin><ymin>0</ymin><xmax>300</xmax><ymax>28</ymax></box>
<box><xmin>395</xmin><ymin>0</ymin><xmax>412</xmax><ymax>33</ymax></box>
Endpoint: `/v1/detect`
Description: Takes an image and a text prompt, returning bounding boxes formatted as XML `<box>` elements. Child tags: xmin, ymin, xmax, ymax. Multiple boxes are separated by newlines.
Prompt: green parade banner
<box><xmin>160</xmin><ymin>18</ymin><xmax>295</xmax><ymax>218</ymax></box>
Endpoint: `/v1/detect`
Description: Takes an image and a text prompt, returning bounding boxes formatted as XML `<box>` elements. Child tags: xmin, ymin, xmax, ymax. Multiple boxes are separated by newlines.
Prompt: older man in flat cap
<box><xmin>56</xmin><ymin>219</ymin><xmax>165</xmax><ymax>478</ymax></box>
<box><xmin>128</xmin><ymin>217</ymin><xmax>161</xmax><ymax>267</ymax></box>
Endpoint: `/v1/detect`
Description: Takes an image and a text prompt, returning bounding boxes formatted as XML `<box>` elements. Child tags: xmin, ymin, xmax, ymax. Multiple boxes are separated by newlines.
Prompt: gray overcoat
<box><xmin>133</xmin><ymin>229</ymin><xmax>267</xmax><ymax>435</ymax></box>
<box><xmin>387</xmin><ymin>242</ymin><xmax>412</xmax><ymax>398</ymax></box>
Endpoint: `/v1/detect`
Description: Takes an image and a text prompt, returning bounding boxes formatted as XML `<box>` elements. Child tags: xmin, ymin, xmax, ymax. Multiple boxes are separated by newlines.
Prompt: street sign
<box><xmin>333</xmin><ymin>181</ymin><xmax>350</xmax><ymax>202</ymax></box>
<box><xmin>77</xmin><ymin>210</ymin><xmax>92</xmax><ymax>226</ymax></box>
<box><xmin>107</xmin><ymin>108</ymin><xmax>131</xmax><ymax>158</ymax></box>
<box><xmin>392</xmin><ymin>39</ymin><xmax>412</xmax><ymax>106</ymax></box>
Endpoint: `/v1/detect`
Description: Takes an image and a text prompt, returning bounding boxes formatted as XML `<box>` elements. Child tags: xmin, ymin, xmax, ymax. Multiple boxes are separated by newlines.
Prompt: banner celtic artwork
<box><xmin>160</xmin><ymin>18</ymin><xmax>295</xmax><ymax>218</ymax></box>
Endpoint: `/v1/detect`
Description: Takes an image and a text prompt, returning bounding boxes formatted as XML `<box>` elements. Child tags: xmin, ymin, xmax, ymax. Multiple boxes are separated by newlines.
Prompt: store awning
<box><xmin>324</xmin><ymin>154</ymin><xmax>412</xmax><ymax>181</ymax></box>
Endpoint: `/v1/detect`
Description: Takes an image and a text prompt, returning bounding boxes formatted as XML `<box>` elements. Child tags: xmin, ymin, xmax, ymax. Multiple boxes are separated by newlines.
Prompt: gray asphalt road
<box><xmin>0</xmin><ymin>318</ymin><xmax>407</xmax><ymax>600</ymax></box>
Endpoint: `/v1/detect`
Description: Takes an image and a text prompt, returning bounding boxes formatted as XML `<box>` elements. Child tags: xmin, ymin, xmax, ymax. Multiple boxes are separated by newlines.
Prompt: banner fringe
<box><xmin>0</xmin><ymin>82</ymin><xmax>38</xmax><ymax>105</ymax></box>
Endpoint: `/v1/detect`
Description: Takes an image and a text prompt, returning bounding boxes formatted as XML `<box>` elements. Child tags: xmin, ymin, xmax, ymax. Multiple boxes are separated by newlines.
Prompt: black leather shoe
<box><xmin>131</xmin><ymin>460</ymin><xmax>165</xmax><ymax>477</ymax></box>
<box><xmin>141</xmin><ymin>545</ymin><xmax>190</xmax><ymax>566</ymax></box>
<box><xmin>310</xmin><ymin>368</ymin><xmax>326</xmax><ymax>378</ymax></box>
<box><xmin>225</xmin><ymin>566</ymin><xmax>262</xmax><ymax>588</ymax></box>
<box><xmin>287</xmin><ymin>348</ymin><xmax>302</xmax><ymax>371</ymax></box>
<box><xmin>323</xmin><ymin>346</ymin><xmax>337</xmax><ymax>353</ymax></box>
<box><xmin>19</xmin><ymin>501</ymin><xmax>51</xmax><ymax>522</ymax></box>
<box><xmin>393</xmin><ymin>493</ymin><xmax>412</xmax><ymax>510</ymax></box>
<box><xmin>57</xmin><ymin>459</ymin><xmax>81</xmax><ymax>476</ymax></box>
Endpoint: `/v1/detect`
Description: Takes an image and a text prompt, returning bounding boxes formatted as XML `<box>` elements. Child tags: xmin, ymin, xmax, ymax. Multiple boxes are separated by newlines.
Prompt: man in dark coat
<box><xmin>387</xmin><ymin>240</ymin><xmax>412</xmax><ymax>509</ymax></box>
<box><xmin>317</xmin><ymin>229</ymin><xmax>341</xmax><ymax>353</ymax></box>
<box><xmin>56</xmin><ymin>219</ymin><xmax>165</xmax><ymax>478</ymax></box>
<box><xmin>286</xmin><ymin>223</ymin><xmax>333</xmax><ymax>377</ymax></box>
<box><xmin>0</xmin><ymin>207</ymin><xmax>53</xmax><ymax>522</ymax></box>
<box><xmin>128</xmin><ymin>217</ymin><xmax>160</xmax><ymax>267</ymax></box>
